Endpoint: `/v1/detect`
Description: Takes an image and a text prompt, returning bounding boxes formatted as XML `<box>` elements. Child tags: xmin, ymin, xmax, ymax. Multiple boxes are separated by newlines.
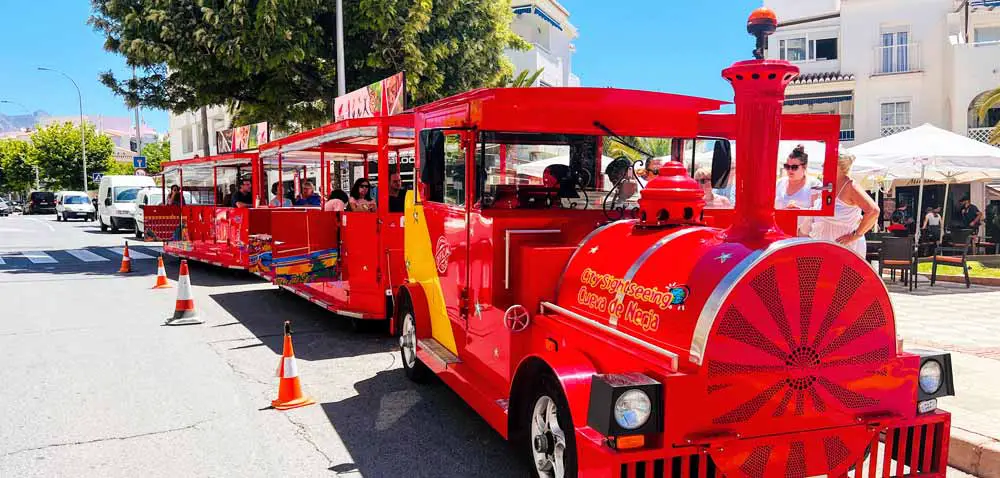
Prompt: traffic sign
<box><xmin>134</xmin><ymin>168</ymin><xmax>147</xmax><ymax>176</ymax></box>
<box><xmin>91</xmin><ymin>172</ymin><xmax>104</xmax><ymax>182</ymax></box>
<box><xmin>133</xmin><ymin>156</ymin><xmax>147</xmax><ymax>169</ymax></box>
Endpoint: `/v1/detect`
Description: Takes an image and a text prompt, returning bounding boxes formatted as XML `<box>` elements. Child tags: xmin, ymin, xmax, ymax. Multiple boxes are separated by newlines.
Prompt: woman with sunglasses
<box><xmin>775</xmin><ymin>145</ymin><xmax>820</xmax><ymax>211</ymax></box>
<box><xmin>694</xmin><ymin>168</ymin><xmax>731</xmax><ymax>209</ymax></box>
<box><xmin>348</xmin><ymin>178</ymin><xmax>376</xmax><ymax>212</ymax></box>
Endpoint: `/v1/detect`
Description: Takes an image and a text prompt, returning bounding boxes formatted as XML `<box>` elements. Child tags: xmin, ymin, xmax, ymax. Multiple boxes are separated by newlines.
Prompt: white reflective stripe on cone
<box><xmin>282</xmin><ymin>357</ymin><xmax>298</xmax><ymax>378</ymax></box>
<box><xmin>176</xmin><ymin>280</ymin><xmax>193</xmax><ymax>300</ymax></box>
<box><xmin>157</xmin><ymin>265</ymin><xmax>166</xmax><ymax>275</ymax></box>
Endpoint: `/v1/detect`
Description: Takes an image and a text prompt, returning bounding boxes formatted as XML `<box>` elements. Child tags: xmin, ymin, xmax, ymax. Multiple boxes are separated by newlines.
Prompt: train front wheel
<box><xmin>524</xmin><ymin>375</ymin><xmax>578</xmax><ymax>478</ymax></box>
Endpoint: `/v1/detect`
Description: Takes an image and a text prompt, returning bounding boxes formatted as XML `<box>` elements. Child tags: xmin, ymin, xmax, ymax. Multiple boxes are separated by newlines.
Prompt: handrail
<box><xmin>539</xmin><ymin>301</ymin><xmax>679</xmax><ymax>372</ymax></box>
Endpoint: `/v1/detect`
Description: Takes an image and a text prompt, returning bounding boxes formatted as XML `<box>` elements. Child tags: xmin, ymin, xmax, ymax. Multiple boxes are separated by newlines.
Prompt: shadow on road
<box><xmin>209</xmin><ymin>288</ymin><xmax>393</xmax><ymax>361</ymax></box>
<box><xmin>319</xmin><ymin>370</ymin><xmax>526</xmax><ymax>478</ymax></box>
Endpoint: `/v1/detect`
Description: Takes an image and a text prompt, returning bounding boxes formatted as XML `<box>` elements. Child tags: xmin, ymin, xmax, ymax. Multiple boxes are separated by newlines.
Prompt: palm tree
<box><xmin>975</xmin><ymin>86</ymin><xmax>1000</xmax><ymax>145</ymax></box>
<box><xmin>507</xmin><ymin>68</ymin><xmax>545</xmax><ymax>87</ymax></box>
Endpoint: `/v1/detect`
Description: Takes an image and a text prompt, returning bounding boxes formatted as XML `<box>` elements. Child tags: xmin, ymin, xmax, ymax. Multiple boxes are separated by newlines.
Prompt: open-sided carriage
<box><xmin>144</xmin><ymin>153</ymin><xmax>267</xmax><ymax>270</ymax></box>
<box><xmin>254</xmin><ymin>114</ymin><xmax>415</xmax><ymax>330</ymax></box>
<box><xmin>393</xmin><ymin>9</ymin><xmax>955</xmax><ymax>477</ymax></box>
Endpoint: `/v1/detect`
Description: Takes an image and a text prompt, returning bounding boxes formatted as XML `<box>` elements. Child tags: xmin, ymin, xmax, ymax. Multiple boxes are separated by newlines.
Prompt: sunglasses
<box><xmin>783</xmin><ymin>164</ymin><xmax>802</xmax><ymax>171</ymax></box>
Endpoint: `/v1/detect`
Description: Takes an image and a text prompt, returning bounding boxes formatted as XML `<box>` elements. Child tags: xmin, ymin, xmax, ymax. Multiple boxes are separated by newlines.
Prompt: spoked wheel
<box><xmin>398</xmin><ymin>295</ymin><xmax>430</xmax><ymax>382</ymax></box>
<box><xmin>526</xmin><ymin>376</ymin><xmax>578</xmax><ymax>478</ymax></box>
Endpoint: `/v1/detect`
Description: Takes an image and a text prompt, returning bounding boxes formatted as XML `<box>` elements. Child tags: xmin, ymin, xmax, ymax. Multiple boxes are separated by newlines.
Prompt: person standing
<box><xmin>922</xmin><ymin>206</ymin><xmax>942</xmax><ymax>242</ymax></box>
<box><xmin>809</xmin><ymin>153</ymin><xmax>880</xmax><ymax>258</ymax></box>
<box><xmin>958</xmin><ymin>195</ymin><xmax>984</xmax><ymax>231</ymax></box>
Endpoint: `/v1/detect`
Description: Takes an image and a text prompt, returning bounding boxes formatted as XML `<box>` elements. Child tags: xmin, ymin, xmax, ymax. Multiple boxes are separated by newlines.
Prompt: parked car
<box><xmin>26</xmin><ymin>191</ymin><xmax>56</xmax><ymax>215</ymax></box>
<box><xmin>132</xmin><ymin>187</ymin><xmax>197</xmax><ymax>239</ymax></box>
<box><xmin>0</xmin><ymin>199</ymin><xmax>11</xmax><ymax>216</ymax></box>
<box><xmin>55</xmin><ymin>191</ymin><xmax>96</xmax><ymax>221</ymax></box>
<box><xmin>97</xmin><ymin>175</ymin><xmax>156</xmax><ymax>232</ymax></box>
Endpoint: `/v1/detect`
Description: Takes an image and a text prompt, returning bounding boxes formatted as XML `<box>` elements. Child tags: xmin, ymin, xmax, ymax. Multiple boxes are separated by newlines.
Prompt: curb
<box><xmin>917</xmin><ymin>273</ymin><xmax>1000</xmax><ymax>287</ymax></box>
<box><xmin>950</xmin><ymin>427</ymin><xmax>1000</xmax><ymax>477</ymax></box>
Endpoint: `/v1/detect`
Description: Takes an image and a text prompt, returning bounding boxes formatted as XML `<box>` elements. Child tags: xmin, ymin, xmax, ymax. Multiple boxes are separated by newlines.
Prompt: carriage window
<box><xmin>420</xmin><ymin>130</ymin><xmax>466</xmax><ymax>206</ymax></box>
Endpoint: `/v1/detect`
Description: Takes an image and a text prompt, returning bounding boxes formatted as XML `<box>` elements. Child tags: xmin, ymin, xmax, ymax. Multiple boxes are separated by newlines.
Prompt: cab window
<box><xmin>420</xmin><ymin>130</ymin><xmax>466</xmax><ymax>206</ymax></box>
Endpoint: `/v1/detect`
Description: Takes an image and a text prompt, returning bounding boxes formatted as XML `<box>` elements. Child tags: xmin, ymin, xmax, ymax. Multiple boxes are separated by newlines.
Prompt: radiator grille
<box><xmin>619</xmin><ymin>454</ymin><xmax>717</xmax><ymax>478</ymax></box>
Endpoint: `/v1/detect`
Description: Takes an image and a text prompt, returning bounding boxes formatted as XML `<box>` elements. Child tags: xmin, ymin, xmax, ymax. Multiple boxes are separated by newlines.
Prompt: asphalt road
<box><xmin>0</xmin><ymin>213</ymin><xmax>976</xmax><ymax>477</ymax></box>
<box><xmin>0</xmin><ymin>213</ymin><xmax>526</xmax><ymax>478</ymax></box>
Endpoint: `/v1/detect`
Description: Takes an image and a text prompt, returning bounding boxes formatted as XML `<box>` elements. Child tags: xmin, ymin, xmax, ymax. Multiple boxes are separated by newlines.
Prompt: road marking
<box><xmin>0</xmin><ymin>256</ymin><xmax>5</xmax><ymax>265</ymax></box>
<box><xmin>107</xmin><ymin>247</ymin><xmax>154</xmax><ymax>260</ymax></box>
<box><xmin>23</xmin><ymin>251</ymin><xmax>57</xmax><ymax>264</ymax></box>
<box><xmin>66</xmin><ymin>249</ymin><xmax>110</xmax><ymax>262</ymax></box>
<box><xmin>24</xmin><ymin>218</ymin><xmax>56</xmax><ymax>232</ymax></box>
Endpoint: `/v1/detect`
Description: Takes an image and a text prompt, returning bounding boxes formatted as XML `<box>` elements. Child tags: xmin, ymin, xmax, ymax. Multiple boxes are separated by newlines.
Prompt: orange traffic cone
<box><xmin>272</xmin><ymin>321</ymin><xmax>315</xmax><ymax>410</ymax></box>
<box><xmin>152</xmin><ymin>256</ymin><xmax>171</xmax><ymax>289</ymax></box>
<box><xmin>164</xmin><ymin>260</ymin><xmax>203</xmax><ymax>326</ymax></box>
<box><xmin>118</xmin><ymin>241</ymin><xmax>132</xmax><ymax>273</ymax></box>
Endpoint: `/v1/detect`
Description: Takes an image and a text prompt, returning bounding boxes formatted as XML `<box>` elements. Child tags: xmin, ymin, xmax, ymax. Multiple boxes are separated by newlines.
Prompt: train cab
<box><xmin>394</xmin><ymin>9</ymin><xmax>955</xmax><ymax>478</ymax></box>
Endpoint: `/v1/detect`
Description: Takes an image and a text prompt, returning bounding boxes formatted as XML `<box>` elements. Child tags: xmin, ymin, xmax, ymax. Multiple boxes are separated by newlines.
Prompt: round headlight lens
<box><xmin>919</xmin><ymin>360</ymin><xmax>943</xmax><ymax>394</ymax></box>
<box><xmin>613</xmin><ymin>389</ymin><xmax>652</xmax><ymax>430</ymax></box>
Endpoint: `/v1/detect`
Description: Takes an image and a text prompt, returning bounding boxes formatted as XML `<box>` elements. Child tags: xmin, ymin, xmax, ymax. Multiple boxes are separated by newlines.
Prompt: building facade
<box><xmin>167</xmin><ymin>1</ymin><xmax>580</xmax><ymax>160</ymax></box>
<box><xmin>764</xmin><ymin>0</ymin><xmax>1000</xmax><ymax>147</ymax></box>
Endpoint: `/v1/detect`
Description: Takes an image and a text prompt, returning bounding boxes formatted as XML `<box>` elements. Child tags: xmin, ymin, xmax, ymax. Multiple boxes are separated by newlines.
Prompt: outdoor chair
<box><xmin>975</xmin><ymin>235</ymin><xmax>998</xmax><ymax>255</ymax></box>
<box><xmin>931</xmin><ymin>228</ymin><xmax>973</xmax><ymax>288</ymax></box>
<box><xmin>879</xmin><ymin>236</ymin><xmax>917</xmax><ymax>291</ymax></box>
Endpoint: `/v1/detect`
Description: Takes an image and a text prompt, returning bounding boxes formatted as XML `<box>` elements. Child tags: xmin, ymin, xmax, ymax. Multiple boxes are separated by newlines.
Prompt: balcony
<box><xmin>840</xmin><ymin>114</ymin><xmax>855</xmax><ymax>142</ymax></box>
<box><xmin>969</xmin><ymin>127</ymin><xmax>996</xmax><ymax>144</ymax></box>
<box><xmin>881</xmin><ymin>125</ymin><xmax>911</xmax><ymax>137</ymax></box>
<box><xmin>505</xmin><ymin>43</ymin><xmax>565</xmax><ymax>86</ymax></box>
<box><xmin>873</xmin><ymin>43</ymin><xmax>921</xmax><ymax>75</ymax></box>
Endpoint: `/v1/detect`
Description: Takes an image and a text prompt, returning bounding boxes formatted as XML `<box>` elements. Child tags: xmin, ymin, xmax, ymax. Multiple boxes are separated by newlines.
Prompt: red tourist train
<box><xmin>394</xmin><ymin>9</ymin><xmax>955</xmax><ymax>478</ymax></box>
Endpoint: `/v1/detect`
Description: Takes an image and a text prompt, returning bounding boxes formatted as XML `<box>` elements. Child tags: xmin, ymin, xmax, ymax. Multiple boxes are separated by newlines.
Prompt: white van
<box><xmin>132</xmin><ymin>187</ymin><xmax>197</xmax><ymax>239</ymax></box>
<box><xmin>98</xmin><ymin>175</ymin><xmax>156</xmax><ymax>232</ymax></box>
<box><xmin>55</xmin><ymin>190</ymin><xmax>95</xmax><ymax>222</ymax></box>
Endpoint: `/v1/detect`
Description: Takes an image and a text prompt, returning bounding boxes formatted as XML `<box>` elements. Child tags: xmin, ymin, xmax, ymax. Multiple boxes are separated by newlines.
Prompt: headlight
<box><xmin>919</xmin><ymin>360</ymin><xmax>943</xmax><ymax>394</ymax></box>
<box><xmin>613</xmin><ymin>389</ymin><xmax>651</xmax><ymax>430</ymax></box>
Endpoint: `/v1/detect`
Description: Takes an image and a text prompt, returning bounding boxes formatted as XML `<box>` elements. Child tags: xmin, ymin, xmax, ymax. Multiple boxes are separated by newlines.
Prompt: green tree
<box><xmin>30</xmin><ymin>122</ymin><xmax>114</xmax><ymax>190</ymax></box>
<box><xmin>975</xmin><ymin>87</ymin><xmax>1000</xmax><ymax>145</ymax></box>
<box><xmin>106</xmin><ymin>159</ymin><xmax>134</xmax><ymax>176</ymax></box>
<box><xmin>0</xmin><ymin>139</ymin><xmax>37</xmax><ymax>193</ymax></box>
<box><xmin>506</xmin><ymin>68</ymin><xmax>544</xmax><ymax>88</ymax></box>
<box><xmin>140</xmin><ymin>139</ymin><xmax>169</xmax><ymax>175</ymax></box>
<box><xmin>90</xmin><ymin>0</ymin><xmax>527</xmax><ymax>130</ymax></box>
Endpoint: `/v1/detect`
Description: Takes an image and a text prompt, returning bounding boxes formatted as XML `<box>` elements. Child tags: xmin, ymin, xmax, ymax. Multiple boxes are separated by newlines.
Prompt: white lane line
<box><xmin>23</xmin><ymin>251</ymin><xmax>57</xmax><ymax>264</ymax></box>
<box><xmin>107</xmin><ymin>247</ymin><xmax>154</xmax><ymax>260</ymax></box>
<box><xmin>24</xmin><ymin>218</ymin><xmax>56</xmax><ymax>232</ymax></box>
<box><xmin>0</xmin><ymin>256</ymin><xmax>5</xmax><ymax>265</ymax></box>
<box><xmin>66</xmin><ymin>249</ymin><xmax>110</xmax><ymax>262</ymax></box>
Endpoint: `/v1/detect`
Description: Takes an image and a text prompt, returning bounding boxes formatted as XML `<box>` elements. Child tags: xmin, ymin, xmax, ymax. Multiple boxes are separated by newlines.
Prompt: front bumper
<box><xmin>112</xmin><ymin>216</ymin><xmax>136</xmax><ymax>228</ymax></box>
<box><xmin>63</xmin><ymin>210</ymin><xmax>94</xmax><ymax>218</ymax></box>
<box><xmin>578</xmin><ymin>411</ymin><xmax>951</xmax><ymax>478</ymax></box>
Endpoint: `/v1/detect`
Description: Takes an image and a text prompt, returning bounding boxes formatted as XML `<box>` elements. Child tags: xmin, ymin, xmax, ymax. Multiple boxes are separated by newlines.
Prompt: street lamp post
<box><xmin>38</xmin><ymin>67</ymin><xmax>88</xmax><ymax>191</ymax></box>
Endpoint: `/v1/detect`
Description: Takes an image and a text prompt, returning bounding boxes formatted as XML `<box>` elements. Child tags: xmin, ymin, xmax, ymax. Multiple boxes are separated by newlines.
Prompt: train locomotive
<box><xmin>396</xmin><ymin>8</ymin><xmax>955</xmax><ymax>477</ymax></box>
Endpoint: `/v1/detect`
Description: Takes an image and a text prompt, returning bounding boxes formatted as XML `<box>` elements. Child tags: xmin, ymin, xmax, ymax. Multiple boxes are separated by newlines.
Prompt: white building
<box><xmin>764</xmin><ymin>0</ymin><xmax>1000</xmax><ymax>147</ymax></box>
<box><xmin>167</xmin><ymin>1</ymin><xmax>580</xmax><ymax>160</ymax></box>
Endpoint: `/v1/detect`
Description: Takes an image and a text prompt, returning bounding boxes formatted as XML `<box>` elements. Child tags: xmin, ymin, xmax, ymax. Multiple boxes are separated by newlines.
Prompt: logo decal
<box><xmin>434</xmin><ymin>236</ymin><xmax>452</xmax><ymax>274</ymax></box>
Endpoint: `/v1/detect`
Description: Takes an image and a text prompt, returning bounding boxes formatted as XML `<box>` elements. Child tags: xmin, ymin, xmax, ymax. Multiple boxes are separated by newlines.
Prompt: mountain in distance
<box><xmin>0</xmin><ymin>111</ymin><xmax>50</xmax><ymax>133</ymax></box>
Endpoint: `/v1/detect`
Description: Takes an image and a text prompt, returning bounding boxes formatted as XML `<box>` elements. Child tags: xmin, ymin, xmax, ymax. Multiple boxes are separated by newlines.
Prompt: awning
<box><xmin>784</xmin><ymin>91</ymin><xmax>853</xmax><ymax>106</ymax></box>
<box><xmin>512</xmin><ymin>4</ymin><xmax>563</xmax><ymax>31</ymax></box>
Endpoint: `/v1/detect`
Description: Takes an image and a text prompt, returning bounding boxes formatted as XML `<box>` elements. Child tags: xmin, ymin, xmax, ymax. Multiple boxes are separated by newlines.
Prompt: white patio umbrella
<box><xmin>848</xmin><ymin>123</ymin><xmax>1000</xmax><ymax>243</ymax></box>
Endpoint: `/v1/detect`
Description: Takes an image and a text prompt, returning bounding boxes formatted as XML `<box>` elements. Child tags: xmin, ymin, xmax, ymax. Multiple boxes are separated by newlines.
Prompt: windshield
<box><xmin>64</xmin><ymin>196</ymin><xmax>90</xmax><ymax>205</ymax></box>
<box><xmin>31</xmin><ymin>192</ymin><xmax>54</xmax><ymax>201</ymax></box>
<box><xmin>114</xmin><ymin>187</ymin><xmax>140</xmax><ymax>202</ymax></box>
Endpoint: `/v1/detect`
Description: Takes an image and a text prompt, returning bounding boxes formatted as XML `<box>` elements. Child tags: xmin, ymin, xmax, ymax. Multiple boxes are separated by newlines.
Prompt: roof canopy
<box><xmin>848</xmin><ymin>123</ymin><xmax>1000</xmax><ymax>182</ymax></box>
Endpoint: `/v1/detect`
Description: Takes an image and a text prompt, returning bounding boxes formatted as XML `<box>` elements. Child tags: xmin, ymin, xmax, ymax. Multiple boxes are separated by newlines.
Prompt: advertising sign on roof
<box><xmin>216</xmin><ymin>122</ymin><xmax>269</xmax><ymax>154</ymax></box>
<box><xmin>334</xmin><ymin>72</ymin><xmax>406</xmax><ymax>122</ymax></box>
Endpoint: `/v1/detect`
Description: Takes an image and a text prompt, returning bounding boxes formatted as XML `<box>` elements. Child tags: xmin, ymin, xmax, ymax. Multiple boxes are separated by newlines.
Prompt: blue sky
<box><xmin>0</xmin><ymin>1</ymin><xmax>760</xmax><ymax>134</ymax></box>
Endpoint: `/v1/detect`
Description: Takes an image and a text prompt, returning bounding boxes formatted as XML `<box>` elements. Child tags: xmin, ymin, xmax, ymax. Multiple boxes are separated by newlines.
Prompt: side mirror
<box><xmin>711</xmin><ymin>140</ymin><xmax>733</xmax><ymax>189</ymax></box>
<box><xmin>104</xmin><ymin>198</ymin><xmax>112</xmax><ymax>207</ymax></box>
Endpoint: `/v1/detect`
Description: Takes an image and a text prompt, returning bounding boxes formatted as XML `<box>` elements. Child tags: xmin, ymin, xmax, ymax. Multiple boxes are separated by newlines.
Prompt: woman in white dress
<box><xmin>809</xmin><ymin>153</ymin><xmax>880</xmax><ymax>258</ymax></box>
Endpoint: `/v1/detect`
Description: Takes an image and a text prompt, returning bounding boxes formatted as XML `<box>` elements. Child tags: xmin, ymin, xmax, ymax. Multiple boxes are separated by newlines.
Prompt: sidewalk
<box><xmin>888</xmin><ymin>281</ymin><xmax>1000</xmax><ymax>477</ymax></box>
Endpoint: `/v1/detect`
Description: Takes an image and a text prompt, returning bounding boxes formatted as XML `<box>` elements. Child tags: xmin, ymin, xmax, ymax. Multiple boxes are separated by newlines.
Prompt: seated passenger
<box><xmin>324</xmin><ymin>189</ymin><xmax>349</xmax><ymax>212</ymax></box>
<box><xmin>269</xmin><ymin>183</ymin><xmax>292</xmax><ymax>207</ymax></box>
<box><xmin>694</xmin><ymin>168</ymin><xmax>731</xmax><ymax>209</ymax></box>
<box><xmin>348</xmin><ymin>178</ymin><xmax>376</xmax><ymax>212</ymax></box>
<box><xmin>387</xmin><ymin>173</ymin><xmax>406</xmax><ymax>213</ymax></box>
<box><xmin>168</xmin><ymin>185</ymin><xmax>183</xmax><ymax>206</ymax></box>
<box><xmin>232</xmin><ymin>179</ymin><xmax>253</xmax><ymax>208</ymax></box>
<box><xmin>294</xmin><ymin>181</ymin><xmax>322</xmax><ymax>207</ymax></box>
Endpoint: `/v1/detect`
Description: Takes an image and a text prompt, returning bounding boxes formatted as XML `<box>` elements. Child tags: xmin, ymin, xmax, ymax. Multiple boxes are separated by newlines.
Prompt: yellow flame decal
<box><xmin>403</xmin><ymin>190</ymin><xmax>458</xmax><ymax>354</ymax></box>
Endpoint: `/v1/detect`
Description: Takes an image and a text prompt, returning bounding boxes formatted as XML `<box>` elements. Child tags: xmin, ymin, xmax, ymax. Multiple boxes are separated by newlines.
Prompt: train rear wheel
<box><xmin>525</xmin><ymin>375</ymin><xmax>578</xmax><ymax>478</ymax></box>
<box><xmin>398</xmin><ymin>295</ymin><xmax>431</xmax><ymax>383</ymax></box>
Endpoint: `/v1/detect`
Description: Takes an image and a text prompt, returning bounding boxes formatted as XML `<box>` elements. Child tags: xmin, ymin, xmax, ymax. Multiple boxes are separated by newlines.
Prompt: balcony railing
<box><xmin>969</xmin><ymin>127</ymin><xmax>997</xmax><ymax>144</ymax></box>
<box><xmin>881</xmin><ymin>125</ymin><xmax>911</xmax><ymax>137</ymax></box>
<box><xmin>840</xmin><ymin>130</ymin><xmax>856</xmax><ymax>142</ymax></box>
<box><xmin>873</xmin><ymin>43</ymin><xmax>921</xmax><ymax>75</ymax></box>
